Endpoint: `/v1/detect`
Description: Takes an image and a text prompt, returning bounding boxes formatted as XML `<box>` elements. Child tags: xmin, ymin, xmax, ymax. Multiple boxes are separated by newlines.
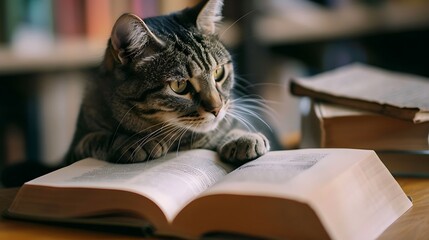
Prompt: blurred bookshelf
<box><xmin>255</xmin><ymin>1</ymin><xmax>429</xmax><ymax>45</ymax></box>
<box><xmin>0</xmin><ymin>0</ymin><xmax>198</xmax><ymax>169</ymax></box>
<box><xmin>0</xmin><ymin>39</ymin><xmax>105</xmax><ymax>74</ymax></box>
<box><xmin>248</xmin><ymin>0</ymin><xmax>429</xmax><ymax>75</ymax></box>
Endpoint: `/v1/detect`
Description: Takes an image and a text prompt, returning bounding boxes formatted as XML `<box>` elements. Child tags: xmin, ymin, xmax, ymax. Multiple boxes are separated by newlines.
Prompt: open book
<box><xmin>290</xmin><ymin>63</ymin><xmax>429</xmax><ymax>123</ymax></box>
<box><xmin>7</xmin><ymin>149</ymin><xmax>411</xmax><ymax>240</ymax></box>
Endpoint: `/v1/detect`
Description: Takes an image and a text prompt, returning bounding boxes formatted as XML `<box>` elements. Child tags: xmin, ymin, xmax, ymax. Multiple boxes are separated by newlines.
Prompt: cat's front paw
<box><xmin>108</xmin><ymin>136</ymin><xmax>167</xmax><ymax>163</ymax></box>
<box><xmin>219</xmin><ymin>132</ymin><xmax>270</xmax><ymax>164</ymax></box>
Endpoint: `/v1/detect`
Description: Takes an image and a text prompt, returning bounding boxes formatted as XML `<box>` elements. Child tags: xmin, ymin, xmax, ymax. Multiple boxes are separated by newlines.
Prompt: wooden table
<box><xmin>1</xmin><ymin>178</ymin><xmax>428</xmax><ymax>239</ymax></box>
<box><xmin>0</xmin><ymin>188</ymin><xmax>154</xmax><ymax>240</ymax></box>
<box><xmin>379</xmin><ymin>178</ymin><xmax>429</xmax><ymax>240</ymax></box>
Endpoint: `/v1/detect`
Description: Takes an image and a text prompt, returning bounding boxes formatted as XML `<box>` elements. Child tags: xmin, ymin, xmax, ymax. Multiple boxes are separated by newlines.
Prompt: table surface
<box><xmin>1</xmin><ymin>178</ymin><xmax>429</xmax><ymax>240</ymax></box>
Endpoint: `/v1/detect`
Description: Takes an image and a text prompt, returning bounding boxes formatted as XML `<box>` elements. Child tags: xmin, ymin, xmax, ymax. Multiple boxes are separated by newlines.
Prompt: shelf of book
<box><xmin>255</xmin><ymin>1</ymin><xmax>429</xmax><ymax>45</ymax></box>
<box><xmin>0</xmin><ymin>39</ymin><xmax>105</xmax><ymax>75</ymax></box>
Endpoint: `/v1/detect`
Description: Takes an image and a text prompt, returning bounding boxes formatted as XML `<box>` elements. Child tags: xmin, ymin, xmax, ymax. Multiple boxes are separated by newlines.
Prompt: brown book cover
<box><xmin>300</xmin><ymin>101</ymin><xmax>429</xmax><ymax>176</ymax></box>
<box><xmin>54</xmin><ymin>0</ymin><xmax>85</xmax><ymax>38</ymax></box>
<box><xmin>84</xmin><ymin>0</ymin><xmax>112</xmax><ymax>40</ymax></box>
<box><xmin>290</xmin><ymin>63</ymin><xmax>429</xmax><ymax>123</ymax></box>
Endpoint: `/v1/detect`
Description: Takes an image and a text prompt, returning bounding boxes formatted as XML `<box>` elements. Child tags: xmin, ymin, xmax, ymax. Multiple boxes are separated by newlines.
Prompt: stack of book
<box><xmin>290</xmin><ymin>63</ymin><xmax>429</xmax><ymax>176</ymax></box>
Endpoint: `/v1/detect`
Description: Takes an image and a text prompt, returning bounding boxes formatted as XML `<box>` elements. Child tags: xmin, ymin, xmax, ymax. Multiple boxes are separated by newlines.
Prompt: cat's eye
<box><xmin>213</xmin><ymin>66</ymin><xmax>225</xmax><ymax>82</ymax></box>
<box><xmin>170</xmin><ymin>80</ymin><xmax>189</xmax><ymax>94</ymax></box>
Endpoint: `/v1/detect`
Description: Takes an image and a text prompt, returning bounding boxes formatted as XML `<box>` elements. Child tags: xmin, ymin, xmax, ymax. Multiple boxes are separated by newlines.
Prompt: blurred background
<box><xmin>0</xmin><ymin>0</ymin><xmax>428</xmax><ymax>172</ymax></box>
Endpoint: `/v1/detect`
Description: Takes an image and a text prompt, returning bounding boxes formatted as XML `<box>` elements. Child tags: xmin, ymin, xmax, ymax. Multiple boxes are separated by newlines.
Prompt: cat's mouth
<box><xmin>177</xmin><ymin>106</ymin><xmax>227</xmax><ymax>133</ymax></box>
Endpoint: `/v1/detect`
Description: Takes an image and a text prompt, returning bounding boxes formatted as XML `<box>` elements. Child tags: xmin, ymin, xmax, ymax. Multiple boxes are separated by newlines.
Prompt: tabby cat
<box><xmin>64</xmin><ymin>0</ymin><xmax>270</xmax><ymax>165</ymax></box>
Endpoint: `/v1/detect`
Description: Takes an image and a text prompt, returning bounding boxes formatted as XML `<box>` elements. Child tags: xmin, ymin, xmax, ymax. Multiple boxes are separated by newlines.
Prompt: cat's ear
<box><xmin>110</xmin><ymin>13</ymin><xmax>165</xmax><ymax>64</ymax></box>
<box><xmin>193</xmin><ymin>0</ymin><xmax>224</xmax><ymax>35</ymax></box>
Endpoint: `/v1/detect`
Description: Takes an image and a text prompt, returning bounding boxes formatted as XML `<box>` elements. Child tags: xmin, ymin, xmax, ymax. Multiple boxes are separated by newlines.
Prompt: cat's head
<box><xmin>104</xmin><ymin>0</ymin><xmax>233</xmax><ymax>133</ymax></box>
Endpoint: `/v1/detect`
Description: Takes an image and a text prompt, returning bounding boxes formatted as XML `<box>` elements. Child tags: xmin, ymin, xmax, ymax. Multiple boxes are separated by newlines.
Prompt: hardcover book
<box><xmin>290</xmin><ymin>63</ymin><xmax>429</xmax><ymax>123</ymax></box>
<box><xmin>7</xmin><ymin>149</ymin><xmax>411</xmax><ymax>239</ymax></box>
<box><xmin>301</xmin><ymin>101</ymin><xmax>429</xmax><ymax>176</ymax></box>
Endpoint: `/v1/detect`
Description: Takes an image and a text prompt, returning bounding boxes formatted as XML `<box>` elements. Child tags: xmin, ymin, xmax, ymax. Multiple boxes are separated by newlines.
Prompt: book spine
<box><xmin>0</xmin><ymin>0</ymin><xmax>6</xmax><ymax>44</ymax></box>
<box><xmin>4</xmin><ymin>124</ymin><xmax>26</xmax><ymax>164</ymax></box>
<box><xmin>110</xmin><ymin>0</ymin><xmax>132</xmax><ymax>22</ymax></box>
<box><xmin>158</xmin><ymin>0</ymin><xmax>197</xmax><ymax>15</ymax></box>
<box><xmin>53</xmin><ymin>0</ymin><xmax>85</xmax><ymax>39</ymax></box>
<box><xmin>4</xmin><ymin>0</ymin><xmax>26</xmax><ymax>44</ymax></box>
<box><xmin>25</xmin><ymin>93</ymin><xmax>41</xmax><ymax>162</ymax></box>
<box><xmin>84</xmin><ymin>0</ymin><xmax>112</xmax><ymax>40</ymax></box>
<box><xmin>131</xmin><ymin>0</ymin><xmax>159</xmax><ymax>19</ymax></box>
<box><xmin>26</xmin><ymin>0</ymin><xmax>54</xmax><ymax>35</ymax></box>
<box><xmin>0</xmin><ymin>80</ymin><xmax>28</xmax><ymax>165</ymax></box>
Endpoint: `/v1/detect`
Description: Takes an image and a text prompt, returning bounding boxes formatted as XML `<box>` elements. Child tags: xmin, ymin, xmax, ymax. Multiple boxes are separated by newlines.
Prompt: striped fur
<box><xmin>65</xmin><ymin>0</ymin><xmax>270</xmax><ymax>164</ymax></box>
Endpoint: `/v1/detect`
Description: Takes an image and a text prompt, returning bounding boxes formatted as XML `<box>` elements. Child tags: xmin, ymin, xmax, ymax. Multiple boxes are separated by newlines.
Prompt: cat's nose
<box><xmin>200</xmin><ymin>91</ymin><xmax>222</xmax><ymax>117</ymax></box>
<box><xmin>202</xmin><ymin>102</ymin><xmax>222</xmax><ymax>117</ymax></box>
<box><xmin>210</xmin><ymin>107</ymin><xmax>221</xmax><ymax>117</ymax></box>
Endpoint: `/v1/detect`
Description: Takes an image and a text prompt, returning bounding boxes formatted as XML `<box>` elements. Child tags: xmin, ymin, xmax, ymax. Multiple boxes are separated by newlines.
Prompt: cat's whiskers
<box><xmin>165</xmin><ymin>119</ymin><xmax>202</xmax><ymax>156</ymax></box>
<box><xmin>123</xmin><ymin>112</ymin><xmax>210</xmax><ymax>163</ymax></box>
<box><xmin>233</xmin><ymin>76</ymin><xmax>285</xmax><ymax>99</ymax></box>
<box><xmin>190</xmin><ymin>126</ymin><xmax>197</xmax><ymax>149</ymax></box>
<box><xmin>175</xmin><ymin>124</ymin><xmax>195</xmax><ymax>154</ymax></box>
<box><xmin>226</xmin><ymin>111</ymin><xmax>255</xmax><ymax>132</ymax></box>
<box><xmin>232</xmin><ymin>83</ymin><xmax>251</xmax><ymax>98</ymax></box>
<box><xmin>229</xmin><ymin>106</ymin><xmax>272</xmax><ymax>132</ymax></box>
<box><xmin>119</xmin><ymin>120</ymin><xmax>178</xmax><ymax>162</ymax></box>
<box><xmin>126</xmin><ymin>131</ymin><xmax>170</xmax><ymax>163</ymax></box>
<box><xmin>130</xmin><ymin>114</ymin><xmax>197</xmax><ymax>162</ymax></box>
<box><xmin>129</xmin><ymin>123</ymin><xmax>178</xmax><ymax>162</ymax></box>
<box><xmin>233</xmin><ymin>75</ymin><xmax>264</xmax><ymax>95</ymax></box>
<box><xmin>238</xmin><ymin>98</ymin><xmax>281</xmax><ymax>131</ymax></box>
<box><xmin>220</xmin><ymin>10</ymin><xmax>255</xmax><ymax>39</ymax></box>
<box><xmin>163</xmin><ymin>130</ymin><xmax>182</xmax><ymax>155</ymax></box>
<box><xmin>115</xmin><ymin>118</ymin><xmax>174</xmax><ymax>155</ymax></box>
<box><xmin>110</xmin><ymin>104</ymin><xmax>137</xmax><ymax>149</ymax></box>
<box><xmin>232</xmin><ymin>98</ymin><xmax>278</xmax><ymax>121</ymax></box>
<box><xmin>162</xmin><ymin>120</ymin><xmax>197</xmax><ymax>155</ymax></box>
<box><xmin>223</xmin><ymin>115</ymin><xmax>233</xmax><ymax>127</ymax></box>
<box><xmin>225</xmin><ymin>94</ymin><xmax>278</xmax><ymax>133</ymax></box>
<box><xmin>146</xmin><ymin>124</ymin><xmax>184</xmax><ymax>159</ymax></box>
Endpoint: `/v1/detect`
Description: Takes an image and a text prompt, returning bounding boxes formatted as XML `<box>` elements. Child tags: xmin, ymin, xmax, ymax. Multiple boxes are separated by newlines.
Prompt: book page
<box><xmin>317</xmin><ymin>102</ymin><xmax>376</xmax><ymax>118</ymax></box>
<box><xmin>199</xmin><ymin>149</ymin><xmax>373</xmax><ymax>200</ymax></box>
<box><xmin>295</xmin><ymin>63</ymin><xmax>429</xmax><ymax>111</ymax></box>
<box><xmin>26</xmin><ymin>149</ymin><xmax>233</xmax><ymax>222</ymax></box>
<box><xmin>174</xmin><ymin>148</ymin><xmax>411</xmax><ymax>240</ymax></box>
